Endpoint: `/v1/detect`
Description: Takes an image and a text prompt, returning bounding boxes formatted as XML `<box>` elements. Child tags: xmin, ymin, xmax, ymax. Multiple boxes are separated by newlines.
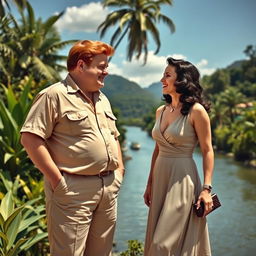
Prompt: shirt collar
<box><xmin>64</xmin><ymin>73</ymin><xmax>102</xmax><ymax>101</ymax></box>
<box><xmin>64</xmin><ymin>74</ymin><xmax>80</xmax><ymax>93</ymax></box>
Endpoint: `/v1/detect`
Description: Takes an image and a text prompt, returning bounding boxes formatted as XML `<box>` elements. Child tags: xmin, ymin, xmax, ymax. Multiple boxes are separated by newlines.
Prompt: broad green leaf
<box><xmin>0</xmin><ymin>231</ymin><xmax>8</xmax><ymax>243</ymax></box>
<box><xmin>6</xmin><ymin>237</ymin><xmax>27</xmax><ymax>256</ymax></box>
<box><xmin>4</xmin><ymin>206</ymin><xmax>24</xmax><ymax>233</ymax></box>
<box><xmin>0</xmin><ymin>192</ymin><xmax>14</xmax><ymax>221</ymax></box>
<box><xmin>0</xmin><ymin>84</ymin><xmax>17</xmax><ymax>113</ymax></box>
<box><xmin>18</xmin><ymin>214</ymin><xmax>46</xmax><ymax>234</ymax></box>
<box><xmin>23</xmin><ymin>197</ymin><xmax>42</xmax><ymax>207</ymax></box>
<box><xmin>12</xmin><ymin>103</ymin><xmax>24</xmax><ymax>127</ymax></box>
<box><xmin>19</xmin><ymin>179</ymin><xmax>33</xmax><ymax>199</ymax></box>
<box><xmin>12</xmin><ymin>176</ymin><xmax>21</xmax><ymax>197</ymax></box>
<box><xmin>0</xmin><ymin>212</ymin><xmax>5</xmax><ymax>228</ymax></box>
<box><xmin>0</xmin><ymin>247</ymin><xmax>5</xmax><ymax>256</ymax></box>
<box><xmin>6</xmin><ymin>212</ymin><xmax>22</xmax><ymax>251</ymax></box>
<box><xmin>0</xmin><ymin>117</ymin><xmax>3</xmax><ymax>129</ymax></box>
<box><xmin>0</xmin><ymin>101</ymin><xmax>18</xmax><ymax>135</ymax></box>
<box><xmin>20</xmin><ymin>232</ymin><xmax>48</xmax><ymax>251</ymax></box>
<box><xmin>4</xmin><ymin>153</ymin><xmax>13</xmax><ymax>164</ymax></box>
<box><xmin>0</xmin><ymin>172</ymin><xmax>13</xmax><ymax>192</ymax></box>
<box><xmin>0</xmin><ymin>192</ymin><xmax>4</xmax><ymax>200</ymax></box>
<box><xmin>20</xmin><ymin>77</ymin><xmax>32</xmax><ymax>109</ymax></box>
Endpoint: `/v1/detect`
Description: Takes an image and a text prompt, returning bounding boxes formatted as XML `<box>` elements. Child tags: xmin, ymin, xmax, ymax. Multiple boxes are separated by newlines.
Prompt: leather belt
<box><xmin>61</xmin><ymin>170</ymin><xmax>113</xmax><ymax>177</ymax></box>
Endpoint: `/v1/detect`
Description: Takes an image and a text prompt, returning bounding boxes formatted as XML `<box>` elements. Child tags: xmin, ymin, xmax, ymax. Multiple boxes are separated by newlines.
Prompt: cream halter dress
<box><xmin>144</xmin><ymin>106</ymin><xmax>211</xmax><ymax>256</ymax></box>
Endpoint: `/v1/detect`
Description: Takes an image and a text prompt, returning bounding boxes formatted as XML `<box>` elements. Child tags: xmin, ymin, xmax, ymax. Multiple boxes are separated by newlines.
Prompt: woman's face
<box><xmin>161</xmin><ymin>65</ymin><xmax>177</xmax><ymax>95</ymax></box>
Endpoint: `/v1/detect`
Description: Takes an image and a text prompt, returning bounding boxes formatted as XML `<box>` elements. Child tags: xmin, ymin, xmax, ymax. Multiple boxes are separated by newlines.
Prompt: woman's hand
<box><xmin>196</xmin><ymin>190</ymin><xmax>213</xmax><ymax>217</ymax></box>
<box><xmin>144</xmin><ymin>183</ymin><xmax>152</xmax><ymax>207</ymax></box>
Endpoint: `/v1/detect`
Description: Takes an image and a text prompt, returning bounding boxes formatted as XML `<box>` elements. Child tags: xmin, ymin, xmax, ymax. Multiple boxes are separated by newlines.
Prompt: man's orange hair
<box><xmin>67</xmin><ymin>40</ymin><xmax>115</xmax><ymax>71</ymax></box>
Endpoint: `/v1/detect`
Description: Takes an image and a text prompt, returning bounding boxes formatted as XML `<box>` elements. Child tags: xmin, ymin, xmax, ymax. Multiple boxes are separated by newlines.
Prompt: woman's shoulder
<box><xmin>156</xmin><ymin>105</ymin><xmax>165</xmax><ymax>112</ymax></box>
<box><xmin>190</xmin><ymin>102</ymin><xmax>207</xmax><ymax>114</ymax></box>
<box><xmin>155</xmin><ymin>105</ymin><xmax>165</xmax><ymax>119</ymax></box>
<box><xmin>190</xmin><ymin>103</ymin><xmax>209</xmax><ymax>122</ymax></box>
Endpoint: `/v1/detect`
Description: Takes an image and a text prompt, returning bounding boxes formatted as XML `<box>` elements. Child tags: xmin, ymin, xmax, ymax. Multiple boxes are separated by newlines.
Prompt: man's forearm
<box><xmin>21</xmin><ymin>132</ymin><xmax>62</xmax><ymax>189</ymax></box>
<box><xmin>116</xmin><ymin>139</ymin><xmax>125</xmax><ymax>175</ymax></box>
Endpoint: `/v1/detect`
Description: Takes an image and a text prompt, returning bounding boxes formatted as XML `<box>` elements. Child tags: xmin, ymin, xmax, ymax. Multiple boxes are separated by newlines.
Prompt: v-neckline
<box><xmin>159</xmin><ymin>106</ymin><xmax>182</xmax><ymax>135</ymax></box>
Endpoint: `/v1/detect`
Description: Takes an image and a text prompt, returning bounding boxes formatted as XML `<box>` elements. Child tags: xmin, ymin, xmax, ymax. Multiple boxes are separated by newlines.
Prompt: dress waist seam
<box><xmin>158</xmin><ymin>153</ymin><xmax>192</xmax><ymax>158</ymax></box>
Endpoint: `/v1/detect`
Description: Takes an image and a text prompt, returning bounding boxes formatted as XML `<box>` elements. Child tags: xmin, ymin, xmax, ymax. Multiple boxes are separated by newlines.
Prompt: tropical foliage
<box><xmin>204</xmin><ymin>44</ymin><xmax>256</xmax><ymax>162</ymax></box>
<box><xmin>98</xmin><ymin>0</ymin><xmax>175</xmax><ymax>63</ymax></box>
<box><xmin>119</xmin><ymin>240</ymin><xmax>144</xmax><ymax>256</ymax></box>
<box><xmin>0</xmin><ymin>1</ymin><xmax>76</xmax><ymax>254</ymax></box>
<box><xmin>0</xmin><ymin>1</ymin><xmax>77</xmax><ymax>87</ymax></box>
<box><xmin>0</xmin><ymin>191</ymin><xmax>47</xmax><ymax>256</ymax></box>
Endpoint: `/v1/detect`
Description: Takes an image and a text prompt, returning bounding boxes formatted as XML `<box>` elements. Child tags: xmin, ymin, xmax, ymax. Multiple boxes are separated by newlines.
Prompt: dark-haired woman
<box><xmin>143</xmin><ymin>57</ymin><xmax>213</xmax><ymax>256</ymax></box>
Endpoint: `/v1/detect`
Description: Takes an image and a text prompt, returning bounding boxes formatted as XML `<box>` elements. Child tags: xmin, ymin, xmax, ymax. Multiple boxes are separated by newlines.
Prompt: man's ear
<box><xmin>77</xmin><ymin>59</ymin><xmax>85</xmax><ymax>71</ymax></box>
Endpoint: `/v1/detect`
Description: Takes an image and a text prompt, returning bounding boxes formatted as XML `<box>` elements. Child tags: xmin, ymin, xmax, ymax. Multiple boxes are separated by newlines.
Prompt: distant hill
<box><xmin>227</xmin><ymin>60</ymin><xmax>245</xmax><ymax>69</ymax></box>
<box><xmin>145</xmin><ymin>82</ymin><xmax>163</xmax><ymax>101</ymax></box>
<box><xmin>102</xmin><ymin>75</ymin><xmax>158</xmax><ymax>119</ymax></box>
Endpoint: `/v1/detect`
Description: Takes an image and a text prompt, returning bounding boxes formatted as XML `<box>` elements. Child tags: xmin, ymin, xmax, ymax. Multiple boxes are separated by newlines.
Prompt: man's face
<box><xmin>81</xmin><ymin>54</ymin><xmax>109</xmax><ymax>92</ymax></box>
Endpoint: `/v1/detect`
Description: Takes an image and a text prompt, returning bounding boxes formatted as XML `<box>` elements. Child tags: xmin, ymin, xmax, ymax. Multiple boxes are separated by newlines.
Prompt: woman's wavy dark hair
<box><xmin>163</xmin><ymin>57</ymin><xmax>210</xmax><ymax>115</ymax></box>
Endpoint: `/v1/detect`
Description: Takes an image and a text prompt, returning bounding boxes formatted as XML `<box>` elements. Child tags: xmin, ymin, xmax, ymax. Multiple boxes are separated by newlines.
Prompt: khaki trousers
<box><xmin>44</xmin><ymin>170</ymin><xmax>123</xmax><ymax>256</ymax></box>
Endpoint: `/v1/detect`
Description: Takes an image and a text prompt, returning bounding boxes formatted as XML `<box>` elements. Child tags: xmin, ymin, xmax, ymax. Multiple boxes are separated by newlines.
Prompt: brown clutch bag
<box><xmin>194</xmin><ymin>193</ymin><xmax>221</xmax><ymax>217</ymax></box>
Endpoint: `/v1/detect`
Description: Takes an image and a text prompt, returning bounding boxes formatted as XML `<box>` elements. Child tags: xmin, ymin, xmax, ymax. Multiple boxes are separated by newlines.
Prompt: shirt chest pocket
<box><xmin>66</xmin><ymin>111</ymin><xmax>90</xmax><ymax>135</ymax></box>
<box><xmin>104</xmin><ymin>111</ymin><xmax>118</xmax><ymax>136</ymax></box>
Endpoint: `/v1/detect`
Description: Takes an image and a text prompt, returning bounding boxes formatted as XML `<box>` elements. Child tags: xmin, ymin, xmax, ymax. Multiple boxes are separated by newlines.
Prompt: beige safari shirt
<box><xmin>21</xmin><ymin>74</ymin><xmax>120</xmax><ymax>175</ymax></box>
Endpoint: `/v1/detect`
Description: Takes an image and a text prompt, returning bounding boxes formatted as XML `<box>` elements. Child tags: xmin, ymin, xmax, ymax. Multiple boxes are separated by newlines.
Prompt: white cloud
<box><xmin>170</xmin><ymin>54</ymin><xmax>187</xmax><ymax>60</ymax></box>
<box><xmin>55</xmin><ymin>2</ymin><xmax>109</xmax><ymax>33</ymax></box>
<box><xmin>109</xmin><ymin>52</ymin><xmax>215</xmax><ymax>87</ymax></box>
<box><xmin>195</xmin><ymin>59</ymin><xmax>215</xmax><ymax>76</ymax></box>
<box><xmin>109</xmin><ymin>51</ymin><xmax>167</xmax><ymax>87</ymax></box>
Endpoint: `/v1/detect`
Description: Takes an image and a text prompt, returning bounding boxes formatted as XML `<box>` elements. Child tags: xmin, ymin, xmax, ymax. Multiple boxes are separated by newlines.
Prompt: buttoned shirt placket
<box><xmin>79</xmin><ymin>90</ymin><xmax>114</xmax><ymax>171</ymax></box>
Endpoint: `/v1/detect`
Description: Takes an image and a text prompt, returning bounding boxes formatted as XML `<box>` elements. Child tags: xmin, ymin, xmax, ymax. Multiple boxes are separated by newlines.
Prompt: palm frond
<box><xmin>43</xmin><ymin>12</ymin><xmax>64</xmax><ymax>36</ymax></box>
<box><xmin>110</xmin><ymin>27</ymin><xmax>122</xmax><ymax>46</ymax></box>
<box><xmin>26</xmin><ymin>2</ymin><xmax>35</xmax><ymax>33</ymax></box>
<box><xmin>8</xmin><ymin>14</ymin><xmax>21</xmax><ymax>34</ymax></box>
<box><xmin>42</xmin><ymin>40</ymin><xmax>77</xmax><ymax>54</ymax></box>
<box><xmin>155</xmin><ymin>0</ymin><xmax>173</xmax><ymax>6</ymax></box>
<box><xmin>32</xmin><ymin>56</ymin><xmax>55</xmax><ymax>81</ymax></box>
<box><xmin>158</xmin><ymin>14</ymin><xmax>175</xmax><ymax>33</ymax></box>
<box><xmin>0</xmin><ymin>57</ymin><xmax>9</xmax><ymax>77</ymax></box>
<box><xmin>145</xmin><ymin>16</ymin><xmax>161</xmax><ymax>54</ymax></box>
<box><xmin>102</xmin><ymin>0</ymin><xmax>130</xmax><ymax>8</ymax></box>
<box><xmin>119</xmin><ymin>12</ymin><xmax>132</xmax><ymax>30</ymax></box>
<box><xmin>0</xmin><ymin>43</ymin><xmax>14</xmax><ymax>58</ymax></box>
<box><xmin>98</xmin><ymin>9</ymin><xmax>130</xmax><ymax>37</ymax></box>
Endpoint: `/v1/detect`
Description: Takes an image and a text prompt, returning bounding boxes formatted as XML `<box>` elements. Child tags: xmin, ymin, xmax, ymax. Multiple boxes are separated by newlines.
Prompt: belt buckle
<box><xmin>98</xmin><ymin>170</ymin><xmax>110</xmax><ymax>177</ymax></box>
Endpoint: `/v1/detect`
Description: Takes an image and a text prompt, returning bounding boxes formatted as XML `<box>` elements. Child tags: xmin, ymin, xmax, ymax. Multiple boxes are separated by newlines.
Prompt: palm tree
<box><xmin>98</xmin><ymin>0</ymin><xmax>175</xmax><ymax>64</ymax></box>
<box><xmin>210</xmin><ymin>99</ymin><xmax>228</xmax><ymax>128</ymax></box>
<box><xmin>219</xmin><ymin>87</ymin><xmax>246</xmax><ymax>123</ymax></box>
<box><xmin>0</xmin><ymin>1</ymin><xmax>77</xmax><ymax>86</ymax></box>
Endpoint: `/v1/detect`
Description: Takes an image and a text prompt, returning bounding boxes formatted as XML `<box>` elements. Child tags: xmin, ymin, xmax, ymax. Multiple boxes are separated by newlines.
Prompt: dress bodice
<box><xmin>152</xmin><ymin>107</ymin><xmax>198</xmax><ymax>157</ymax></box>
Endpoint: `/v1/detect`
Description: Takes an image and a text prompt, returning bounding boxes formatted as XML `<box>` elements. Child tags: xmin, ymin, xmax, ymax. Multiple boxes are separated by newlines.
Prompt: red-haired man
<box><xmin>21</xmin><ymin>40</ymin><xmax>125</xmax><ymax>256</ymax></box>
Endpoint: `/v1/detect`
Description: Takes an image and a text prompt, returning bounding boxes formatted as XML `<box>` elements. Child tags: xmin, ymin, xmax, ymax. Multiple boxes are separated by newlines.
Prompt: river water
<box><xmin>114</xmin><ymin>126</ymin><xmax>256</xmax><ymax>255</ymax></box>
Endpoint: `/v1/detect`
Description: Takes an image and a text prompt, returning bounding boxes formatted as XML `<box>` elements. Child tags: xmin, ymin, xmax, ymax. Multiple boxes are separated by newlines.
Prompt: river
<box><xmin>113</xmin><ymin>126</ymin><xmax>256</xmax><ymax>256</ymax></box>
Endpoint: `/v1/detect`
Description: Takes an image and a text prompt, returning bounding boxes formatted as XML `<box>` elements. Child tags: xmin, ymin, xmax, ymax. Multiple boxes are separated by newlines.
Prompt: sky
<box><xmin>11</xmin><ymin>0</ymin><xmax>256</xmax><ymax>87</ymax></box>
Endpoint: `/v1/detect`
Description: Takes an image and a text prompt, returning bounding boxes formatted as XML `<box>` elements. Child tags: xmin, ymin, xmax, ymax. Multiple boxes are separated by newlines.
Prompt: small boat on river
<box><xmin>130</xmin><ymin>142</ymin><xmax>141</xmax><ymax>150</ymax></box>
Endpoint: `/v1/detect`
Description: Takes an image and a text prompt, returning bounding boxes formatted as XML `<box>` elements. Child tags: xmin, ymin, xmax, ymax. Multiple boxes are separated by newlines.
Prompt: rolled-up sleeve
<box><xmin>20</xmin><ymin>90</ymin><xmax>58</xmax><ymax>139</ymax></box>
